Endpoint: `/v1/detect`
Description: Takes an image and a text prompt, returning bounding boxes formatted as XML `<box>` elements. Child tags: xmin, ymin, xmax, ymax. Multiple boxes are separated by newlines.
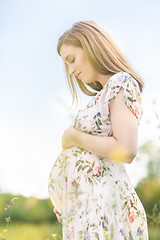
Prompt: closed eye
<box><xmin>70</xmin><ymin>58</ymin><xmax>75</xmax><ymax>63</ymax></box>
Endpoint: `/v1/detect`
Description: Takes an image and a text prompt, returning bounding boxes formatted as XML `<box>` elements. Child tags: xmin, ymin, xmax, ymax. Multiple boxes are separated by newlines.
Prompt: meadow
<box><xmin>1</xmin><ymin>139</ymin><xmax>160</xmax><ymax>240</ymax></box>
<box><xmin>0</xmin><ymin>222</ymin><xmax>160</xmax><ymax>240</ymax></box>
<box><xmin>0</xmin><ymin>222</ymin><xmax>62</xmax><ymax>240</ymax></box>
<box><xmin>0</xmin><ymin>192</ymin><xmax>160</xmax><ymax>240</ymax></box>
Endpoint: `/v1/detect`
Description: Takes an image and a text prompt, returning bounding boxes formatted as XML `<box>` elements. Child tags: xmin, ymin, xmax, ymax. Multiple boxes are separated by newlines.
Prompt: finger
<box><xmin>55</xmin><ymin>211</ymin><xmax>62</xmax><ymax>219</ymax></box>
<box><xmin>57</xmin><ymin>215</ymin><xmax>62</xmax><ymax>220</ymax></box>
<box><xmin>57</xmin><ymin>215</ymin><xmax>62</xmax><ymax>223</ymax></box>
<box><xmin>54</xmin><ymin>208</ymin><xmax>61</xmax><ymax>215</ymax></box>
<box><xmin>58</xmin><ymin>217</ymin><xmax>62</xmax><ymax>223</ymax></box>
<box><xmin>54</xmin><ymin>208</ymin><xmax>62</xmax><ymax>217</ymax></box>
<box><xmin>53</xmin><ymin>208</ymin><xmax>57</xmax><ymax>214</ymax></box>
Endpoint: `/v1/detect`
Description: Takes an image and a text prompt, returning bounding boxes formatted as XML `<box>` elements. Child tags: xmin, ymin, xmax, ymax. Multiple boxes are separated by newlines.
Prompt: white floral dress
<box><xmin>48</xmin><ymin>72</ymin><xmax>149</xmax><ymax>240</ymax></box>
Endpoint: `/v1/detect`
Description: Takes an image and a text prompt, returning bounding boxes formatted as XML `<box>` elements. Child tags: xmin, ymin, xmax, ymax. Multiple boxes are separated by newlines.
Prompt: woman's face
<box><xmin>60</xmin><ymin>44</ymin><xmax>100</xmax><ymax>84</ymax></box>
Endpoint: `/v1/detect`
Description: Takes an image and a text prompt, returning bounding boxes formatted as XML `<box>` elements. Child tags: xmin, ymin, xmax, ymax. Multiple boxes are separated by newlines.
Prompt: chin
<box><xmin>83</xmin><ymin>80</ymin><xmax>90</xmax><ymax>85</ymax></box>
<box><xmin>81</xmin><ymin>78</ymin><xmax>93</xmax><ymax>85</ymax></box>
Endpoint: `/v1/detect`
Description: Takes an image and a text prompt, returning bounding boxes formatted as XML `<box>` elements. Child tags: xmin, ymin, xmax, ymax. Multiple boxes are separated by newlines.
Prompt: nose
<box><xmin>68</xmin><ymin>65</ymin><xmax>75</xmax><ymax>75</ymax></box>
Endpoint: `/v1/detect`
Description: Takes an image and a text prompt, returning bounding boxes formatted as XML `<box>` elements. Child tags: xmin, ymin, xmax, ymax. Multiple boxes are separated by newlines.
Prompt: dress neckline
<box><xmin>96</xmin><ymin>72</ymin><xmax>119</xmax><ymax>95</ymax></box>
<box><xmin>92</xmin><ymin>72</ymin><xmax>124</xmax><ymax>99</ymax></box>
<box><xmin>102</xmin><ymin>72</ymin><xmax>123</xmax><ymax>89</ymax></box>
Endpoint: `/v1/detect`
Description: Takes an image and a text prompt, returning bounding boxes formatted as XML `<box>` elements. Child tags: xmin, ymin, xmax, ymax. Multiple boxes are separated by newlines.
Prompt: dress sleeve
<box><xmin>104</xmin><ymin>72</ymin><xmax>143</xmax><ymax>125</ymax></box>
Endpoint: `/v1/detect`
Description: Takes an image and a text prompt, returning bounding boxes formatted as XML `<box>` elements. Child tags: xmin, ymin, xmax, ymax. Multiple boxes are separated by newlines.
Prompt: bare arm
<box><xmin>73</xmin><ymin>88</ymin><xmax>138</xmax><ymax>164</ymax></box>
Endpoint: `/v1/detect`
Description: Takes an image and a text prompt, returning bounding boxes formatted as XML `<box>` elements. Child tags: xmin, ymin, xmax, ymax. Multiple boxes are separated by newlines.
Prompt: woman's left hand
<box><xmin>62</xmin><ymin>125</ymin><xmax>77</xmax><ymax>149</ymax></box>
<box><xmin>53</xmin><ymin>208</ymin><xmax>62</xmax><ymax>224</ymax></box>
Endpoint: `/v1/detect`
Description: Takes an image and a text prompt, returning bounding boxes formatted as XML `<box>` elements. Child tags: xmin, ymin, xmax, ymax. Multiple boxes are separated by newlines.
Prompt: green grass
<box><xmin>0</xmin><ymin>222</ymin><xmax>62</xmax><ymax>240</ymax></box>
<box><xmin>0</xmin><ymin>223</ymin><xmax>159</xmax><ymax>240</ymax></box>
<box><xmin>149</xmin><ymin>226</ymin><xmax>160</xmax><ymax>240</ymax></box>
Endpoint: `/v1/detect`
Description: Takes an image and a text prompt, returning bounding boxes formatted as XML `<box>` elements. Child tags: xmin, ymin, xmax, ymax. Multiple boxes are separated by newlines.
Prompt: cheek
<box><xmin>88</xmin><ymin>66</ymin><xmax>95</xmax><ymax>77</ymax></box>
<box><xmin>82</xmin><ymin>61</ymin><xmax>90</xmax><ymax>74</ymax></box>
<box><xmin>78</xmin><ymin>57</ymin><xmax>93</xmax><ymax>79</ymax></box>
<box><xmin>80</xmin><ymin>55</ymin><xmax>88</xmax><ymax>70</ymax></box>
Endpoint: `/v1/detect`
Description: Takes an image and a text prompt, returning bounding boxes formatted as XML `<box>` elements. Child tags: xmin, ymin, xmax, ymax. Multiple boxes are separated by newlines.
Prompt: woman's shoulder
<box><xmin>109</xmin><ymin>71</ymin><xmax>137</xmax><ymax>84</ymax></box>
<box><xmin>101</xmin><ymin>71</ymin><xmax>143</xmax><ymax>125</ymax></box>
<box><xmin>103</xmin><ymin>71</ymin><xmax>140</xmax><ymax>92</ymax></box>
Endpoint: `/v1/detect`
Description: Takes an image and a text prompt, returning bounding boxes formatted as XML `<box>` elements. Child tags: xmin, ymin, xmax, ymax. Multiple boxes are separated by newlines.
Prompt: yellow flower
<box><xmin>51</xmin><ymin>233</ymin><xmax>57</xmax><ymax>237</ymax></box>
<box><xmin>3</xmin><ymin>229</ymin><xmax>7</xmax><ymax>232</ymax></box>
<box><xmin>104</xmin><ymin>231</ymin><xmax>109</xmax><ymax>236</ymax></box>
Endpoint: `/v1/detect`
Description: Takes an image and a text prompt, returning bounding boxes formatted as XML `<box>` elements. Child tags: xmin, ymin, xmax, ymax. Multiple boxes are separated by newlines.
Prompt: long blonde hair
<box><xmin>57</xmin><ymin>21</ymin><xmax>144</xmax><ymax>108</ymax></box>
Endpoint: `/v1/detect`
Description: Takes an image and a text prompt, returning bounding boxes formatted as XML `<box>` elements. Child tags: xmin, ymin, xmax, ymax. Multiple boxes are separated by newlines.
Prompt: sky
<box><xmin>0</xmin><ymin>0</ymin><xmax>160</xmax><ymax>199</ymax></box>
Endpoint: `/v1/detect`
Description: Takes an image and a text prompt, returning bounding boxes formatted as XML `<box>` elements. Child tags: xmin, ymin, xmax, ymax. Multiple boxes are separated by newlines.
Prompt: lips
<box><xmin>76</xmin><ymin>72</ymin><xmax>81</xmax><ymax>78</ymax></box>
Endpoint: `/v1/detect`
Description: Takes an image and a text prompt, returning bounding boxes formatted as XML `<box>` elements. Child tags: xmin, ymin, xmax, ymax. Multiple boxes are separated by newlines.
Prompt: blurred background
<box><xmin>0</xmin><ymin>0</ymin><xmax>160</xmax><ymax>239</ymax></box>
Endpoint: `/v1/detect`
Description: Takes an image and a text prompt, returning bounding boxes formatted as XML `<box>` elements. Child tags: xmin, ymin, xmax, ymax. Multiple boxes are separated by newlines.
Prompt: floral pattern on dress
<box><xmin>48</xmin><ymin>72</ymin><xmax>149</xmax><ymax>239</ymax></box>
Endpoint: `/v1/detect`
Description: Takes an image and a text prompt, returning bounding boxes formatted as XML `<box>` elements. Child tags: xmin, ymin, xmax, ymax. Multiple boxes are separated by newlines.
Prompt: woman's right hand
<box><xmin>53</xmin><ymin>208</ymin><xmax>62</xmax><ymax>224</ymax></box>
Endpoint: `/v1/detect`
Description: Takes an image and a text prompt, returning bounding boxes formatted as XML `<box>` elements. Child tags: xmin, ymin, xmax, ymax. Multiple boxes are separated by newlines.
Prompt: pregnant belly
<box><xmin>48</xmin><ymin>145</ymin><xmax>127</xmax><ymax>216</ymax></box>
<box><xmin>48</xmin><ymin>146</ymin><xmax>104</xmax><ymax>213</ymax></box>
<box><xmin>49</xmin><ymin>145</ymin><xmax>103</xmax><ymax>185</ymax></box>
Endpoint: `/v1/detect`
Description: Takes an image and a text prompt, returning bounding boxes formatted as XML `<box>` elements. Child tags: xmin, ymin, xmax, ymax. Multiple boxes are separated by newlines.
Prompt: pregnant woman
<box><xmin>48</xmin><ymin>21</ymin><xmax>149</xmax><ymax>239</ymax></box>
